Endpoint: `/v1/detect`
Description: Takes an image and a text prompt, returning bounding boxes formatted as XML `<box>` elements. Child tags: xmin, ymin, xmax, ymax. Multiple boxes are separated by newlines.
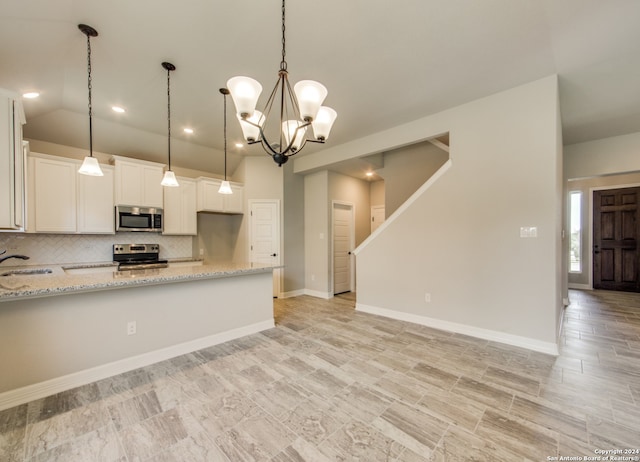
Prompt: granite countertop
<box><xmin>0</xmin><ymin>261</ymin><xmax>276</xmax><ymax>302</ymax></box>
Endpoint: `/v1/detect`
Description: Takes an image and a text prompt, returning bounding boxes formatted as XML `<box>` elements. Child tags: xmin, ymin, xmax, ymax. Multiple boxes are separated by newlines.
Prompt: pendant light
<box><xmin>218</xmin><ymin>88</ymin><xmax>233</xmax><ymax>195</ymax></box>
<box><xmin>161</xmin><ymin>62</ymin><xmax>179</xmax><ymax>187</ymax></box>
<box><xmin>77</xmin><ymin>24</ymin><xmax>104</xmax><ymax>177</ymax></box>
<box><xmin>227</xmin><ymin>0</ymin><xmax>337</xmax><ymax>167</ymax></box>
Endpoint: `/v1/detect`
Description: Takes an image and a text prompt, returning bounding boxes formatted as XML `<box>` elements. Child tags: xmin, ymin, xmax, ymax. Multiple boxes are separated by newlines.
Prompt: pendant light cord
<box><xmin>86</xmin><ymin>32</ymin><xmax>94</xmax><ymax>158</ymax></box>
<box><xmin>280</xmin><ymin>0</ymin><xmax>287</xmax><ymax>71</ymax></box>
<box><xmin>223</xmin><ymin>91</ymin><xmax>228</xmax><ymax>181</ymax></box>
<box><xmin>166</xmin><ymin>67</ymin><xmax>172</xmax><ymax>170</ymax></box>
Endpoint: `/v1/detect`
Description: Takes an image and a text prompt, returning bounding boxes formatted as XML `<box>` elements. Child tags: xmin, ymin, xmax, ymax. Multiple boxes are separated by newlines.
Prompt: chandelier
<box><xmin>227</xmin><ymin>0</ymin><xmax>337</xmax><ymax>167</ymax></box>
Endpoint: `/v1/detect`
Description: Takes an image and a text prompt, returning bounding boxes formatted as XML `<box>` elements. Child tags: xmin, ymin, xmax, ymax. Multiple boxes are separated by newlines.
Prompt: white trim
<box><xmin>0</xmin><ymin>319</ymin><xmax>274</xmax><ymax>411</ymax></box>
<box><xmin>280</xmin><ymin>289</ymin><xmax>305</xmax><ymax>299</ymax></box>
<box><xmin>354</xmin><ymin>159</ymin><xmax>452</xmax><ymax>255</ymax></box>
<box><xmin>356</xmin><ymin>303</ymin><xmax>559</xmax><ymax>356</ymax></box>
<box><xmin>568</xmin><ymin>283</ymin><xmax>590</xmax><ymax>290</ymax></box>
<box><xmin>304</xmin><ymin>289</ymin><xmax>332</xmax><ymax>299</ymax></box>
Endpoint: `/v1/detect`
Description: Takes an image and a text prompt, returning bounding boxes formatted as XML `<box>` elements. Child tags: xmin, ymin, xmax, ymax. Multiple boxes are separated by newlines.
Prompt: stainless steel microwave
<box><xmin>115</xmin><ymin>206</ymin><xmax>163</xmax><ymax>232</ymax></box>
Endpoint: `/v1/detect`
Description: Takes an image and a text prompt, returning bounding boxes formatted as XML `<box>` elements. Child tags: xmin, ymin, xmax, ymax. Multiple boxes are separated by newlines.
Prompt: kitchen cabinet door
<box><xmin>163</xmin><ymin>177</ymin><xmax>197</xmax><ymax>235</ymax></box>
<box><xmin>113</xmin><ymin>156</ymin><xmax>164</xmax><ymax>208</ymax></box>
<box><xmin>196</xmin><ymin>178</ymin><xmax>224</xmax><ymax>212</ymax></box>
<box><xmin>33</xmin><ymin>157</ymin><xmax>77</xmax><ymax>233</ymax></box>
<box><xmin>196</xmin><ymin>177</ymin><xmax>244</xmax><ymax>214</ymax></box>
<box><xmin>0</xmin><ymin>91</ymin><xmax>26</xmax><ymax>231</ymax></box>
<box><xmin>77</xmin><ymin>166</ymin><xmax>114</xmax><ymax>233</ymax></box>
<box><xmin>224</xmin><ymin>184</ymin><xmax>244</xmax><ymax>214</ymax></box>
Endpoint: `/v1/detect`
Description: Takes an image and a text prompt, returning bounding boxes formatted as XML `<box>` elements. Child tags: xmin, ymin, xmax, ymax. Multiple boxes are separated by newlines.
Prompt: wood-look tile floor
<box><xmin>2</xmin><ymin>289</ymin><xmax>640</xmax><ymax>461</ymax></box>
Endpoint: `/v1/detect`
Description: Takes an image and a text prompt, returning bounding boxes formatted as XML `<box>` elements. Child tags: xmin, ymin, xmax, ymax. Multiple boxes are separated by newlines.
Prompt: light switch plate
<box><xmin>520</xmin><ymin>226</ymin><xmax>538</xmax><ymax>238</ymax></box>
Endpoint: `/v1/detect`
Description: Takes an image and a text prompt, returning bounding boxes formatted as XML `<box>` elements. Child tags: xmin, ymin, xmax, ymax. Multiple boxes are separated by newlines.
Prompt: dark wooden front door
<box><xmin>593</xmin><ymin>187</ymin><xmax>640</xmax><ymax>292</ymax></box>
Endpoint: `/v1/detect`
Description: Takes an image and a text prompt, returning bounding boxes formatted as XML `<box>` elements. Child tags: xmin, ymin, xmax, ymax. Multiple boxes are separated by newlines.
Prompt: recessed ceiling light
<box><xmin>235</xmin><ymin>143</ymin><xmax>244</xmax><ymax>148</ymax></box>
<box><xmin>22</xmin><ymin>92</ymin><xmax>40</xmax><ymax>99</ymax></box>
<box><xmin>183</xmin><ymin>128</ymin><xmax>194</xmax><ymax>134</ymax></box>
<box><xmin>366</xmin><ymin>172</ymin><xmax>374</xmax><ymax>177</ymax></box>
<box><xmin>112</xmin><ymin>106</ymin><xmax>125</xmax><ymax>113</ymax></box>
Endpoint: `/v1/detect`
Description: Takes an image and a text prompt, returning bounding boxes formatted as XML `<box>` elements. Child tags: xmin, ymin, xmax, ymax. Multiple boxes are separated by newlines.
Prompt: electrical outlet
<box><xmin>311</xmin><ymin>274</ymin><xmax>316</xmax><ymax>281</ymax></box>
<box><xmin>127</xmin><ymin>321</ymin><xmax>137</xmax><ymax>335</ymax></box>
<box><xmin>425</xmin><ymin>293</ymin><xmax>431</xmax><ymax>303</ymax></box>
<box><xmin>199</xmin><ymin>248</ymin><xmax>204</xmax><ymax>256</ymax></box>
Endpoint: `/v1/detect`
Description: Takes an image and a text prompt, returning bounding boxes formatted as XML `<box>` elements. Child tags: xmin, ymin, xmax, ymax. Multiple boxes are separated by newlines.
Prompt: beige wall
<box><xmin>379</xmin><ymin>141</ymin><xmax>449</xmax><ymax>215</ymax></box>
<box><xmin>299</xmin><ymin>75</ymin><xmax>563</xmax><ymax>353</ymax></box>
<box><xmin>282</xmin><ymin>162</ymin><xmax>305</xmax><ymax>294</ymax></box>
<box><xmin>564</xmin><ymin>132</ymin><xmax>640</xmax><ymax>180</ymax></box>
<box><xmin>370</xmin><ymin>180</ymin><xmax>384</xmax><ymax>207</ymax></box>
<box><xmin>0</xmin><ymin>271</ymin><xmax>273</xmax><ymax>398</ymax></box>
<box><xmin>328</xmin><ymin>171</ymin><xmax>371</xmax><ymax>247</ymax></box>
<box><xmin>304</xmin><ymin>171</ymin><xmax>330</xmax><ymax>296</ymax></box>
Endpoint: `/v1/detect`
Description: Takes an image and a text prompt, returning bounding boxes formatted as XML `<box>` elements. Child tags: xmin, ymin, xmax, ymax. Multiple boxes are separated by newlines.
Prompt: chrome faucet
<box><xmin>0</xmin><ymin>250</ymin><xmax>30</xmax><ymax>264</ymax></box>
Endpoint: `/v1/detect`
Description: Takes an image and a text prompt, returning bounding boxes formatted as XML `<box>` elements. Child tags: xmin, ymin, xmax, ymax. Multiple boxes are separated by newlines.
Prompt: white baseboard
<box><xmin>0</xmin><ymin>319</ymin><xmax>274</xmax><ymax>412</ymax></box>
<box><xmin>304</xmin><ymin>289</ymin><xmax>332</xmax><ymax>299</ymax></box>
<box><xmin>280</xmin><ymin>289</ymin><xmax>305</xmax><ymax>299</ymax></box>
<box><xmin>568</xmin><ymin>283</ymin><xmax>591</xmax><ymax>290</ymax></box>
<box><xmin>356</xmin><ymin>303</ymin><xmax>559</xmax><ymax>356</ymax></box>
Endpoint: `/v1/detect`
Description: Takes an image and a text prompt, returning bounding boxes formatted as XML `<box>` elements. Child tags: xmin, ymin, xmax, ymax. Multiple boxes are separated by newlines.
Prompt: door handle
<box><xmin>271</xmin><ymin>253</ymin><xmax>277</xmax><ymax>257</ymax></box>
<box><xmin>348</xmin><ymin>251</ymin><xmax>352</xmax><ymax>255</ymax></box>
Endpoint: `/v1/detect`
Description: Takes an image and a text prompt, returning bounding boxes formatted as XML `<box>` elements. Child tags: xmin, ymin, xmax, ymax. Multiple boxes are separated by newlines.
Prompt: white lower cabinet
<box><xmin>196</xmin><ymin>177</ymin><xmax>244</xmax><ymax>214</ymax></box>
<box><xmin>29</xmin><ymin>153</ymin><xmax>114</xmax><ymax>234</ymax></box>
<box><xmin>163</xmin><ymin>177</ymin><xmax>197</xmax><ymax>235</ymax></box>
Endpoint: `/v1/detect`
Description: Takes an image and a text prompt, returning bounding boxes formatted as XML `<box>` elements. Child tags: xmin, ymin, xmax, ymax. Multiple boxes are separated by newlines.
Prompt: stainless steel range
<box><xmin>113</xmin><ymin>244</ymin><xmax>168</xmax><ymax>270</ymax></box>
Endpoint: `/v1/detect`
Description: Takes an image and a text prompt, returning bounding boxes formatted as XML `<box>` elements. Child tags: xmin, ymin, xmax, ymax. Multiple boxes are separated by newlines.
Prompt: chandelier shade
<box><xmin>160</xmin><ymin>170</ymin><xmax>179</xmax><ymax>187</ymax></box>
<box><xmin>78</xmin><ymin>156</ymin><xmax>104</xmax><ymax>176</ymax></box>
<box><xmin>293</xmin><ymin>80</ymin><xmax>327</xmax><ymax>121</ymax></box>
<box><xmin>227</xmin><ymin>76</ymin><xmax>262</xmax><ymax>117</ymax></box>
<box><xmin>237</xmin><ymin>111</ymin><xmax>263</xmax><ymax>142</ymax></box>
<box><xmin>312</xmin><ymin>106</ymin><xmax>338</xmax><ymax>141</ymax></box>
<box><xmin>226</xmin><ymin>0</ymin><xmax>336</xmax><ymax>166</ymax></box>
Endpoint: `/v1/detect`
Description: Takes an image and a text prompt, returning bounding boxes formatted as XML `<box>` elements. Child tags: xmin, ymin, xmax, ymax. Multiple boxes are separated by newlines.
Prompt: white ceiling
<box><xmin>1</xmin><ymin>0</ymin><xmax>639</xmax><ymax>177</ymax></box>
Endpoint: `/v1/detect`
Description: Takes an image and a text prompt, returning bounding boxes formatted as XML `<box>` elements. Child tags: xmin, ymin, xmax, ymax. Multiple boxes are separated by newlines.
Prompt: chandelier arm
<box><xmin>240</xmin><ymin>117</ymin><xmax>311</xmax><ymax>159</ymax></box>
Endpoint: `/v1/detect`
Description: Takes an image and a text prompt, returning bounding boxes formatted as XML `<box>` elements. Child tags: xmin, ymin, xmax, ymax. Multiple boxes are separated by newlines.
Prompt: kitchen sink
<box><xmin>0</xmin><ymin>268</ymin><xmax>53</xmax><ymax>277</ymax></box>
<box><xmin>63</xmin><ymin>265</ymin><xmax>117</xmax><ymax>275</ymax></box>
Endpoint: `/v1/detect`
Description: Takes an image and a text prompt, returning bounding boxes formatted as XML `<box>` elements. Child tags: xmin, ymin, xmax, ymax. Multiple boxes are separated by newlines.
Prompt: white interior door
<box><xmin>371</xmin><ymin>205</ymin><xmax>385</xmax><ymax>233</ymax></box>
<box><xmin>249</xmin><ymin>200</ymin><xmax>281</xmax><ymax>297</ymax></box>
<box><xmin>333</xmin><ymin>202</ymin><xmax>354</xmax><ymax>295</ymax></box>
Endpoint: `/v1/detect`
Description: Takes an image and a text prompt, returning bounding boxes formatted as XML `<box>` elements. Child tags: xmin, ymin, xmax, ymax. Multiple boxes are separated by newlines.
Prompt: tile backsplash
<box><xmin>0</xmin><ymin>233</ymin><xmax>194</xmax><ymax>266</ymax></box>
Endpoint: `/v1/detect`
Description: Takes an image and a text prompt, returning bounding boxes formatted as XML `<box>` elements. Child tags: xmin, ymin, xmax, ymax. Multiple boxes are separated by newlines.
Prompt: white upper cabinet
<box><xmin>112</xmin><ymin>156</ymin><xmax>164</xmax><ymax>208</ymax></box>
<box><xmin>163</xmin><ymin>177</ymin><xmax>197</xmax><ymax>235</ymax></box>
<box><xmin>77</xmin><ymin>166</ymin><xmax>114</xmax><ymax>233</ymax></box>
<box><xmin>196</xmin><ymin>177</ymin><xmax>244</xmax><ymax>214</ymax></box>
<box><xmin>0</xmin><ymin>89</ymin><xmax>26</xmax><ymax>231</ymax></box>
<box><xmin>28</xmin><ymin>153</ymin><xmax>114</xmax><ymax>234</ymax></box>
<box><xmin>31</xmin><ymin>156</ymin><xmax>77</xmax><ymax>233</ymax></box>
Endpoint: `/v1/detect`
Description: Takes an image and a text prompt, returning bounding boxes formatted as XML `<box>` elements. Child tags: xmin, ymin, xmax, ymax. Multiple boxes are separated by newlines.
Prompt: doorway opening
<box><xmin>332</xmin><ymin>201</ymin><xmax>355</xmax><ymax>295</ymax></box>
<box><xmin>593</xmin><ymin>187</ymin><xmax>640</xmax><ymax>292</ymax></box>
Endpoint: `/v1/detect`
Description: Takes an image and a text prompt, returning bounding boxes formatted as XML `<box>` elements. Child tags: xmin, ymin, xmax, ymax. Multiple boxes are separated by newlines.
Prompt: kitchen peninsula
<box><xmin>0</xmin><ymin>262</ymin><xmax>276</xmax><ymax>410</ymax></box>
